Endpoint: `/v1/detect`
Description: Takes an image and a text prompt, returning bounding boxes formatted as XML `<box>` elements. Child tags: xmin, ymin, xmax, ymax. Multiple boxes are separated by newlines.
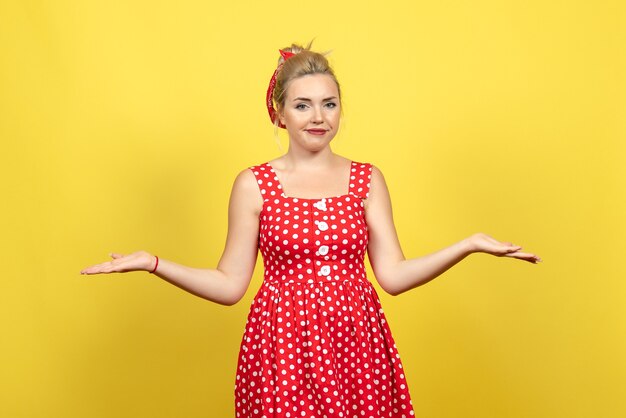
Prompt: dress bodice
<box><xmin>249</xmin><ymin>161</ymin><xmax>373</xmax><ymax>285</ymax></box>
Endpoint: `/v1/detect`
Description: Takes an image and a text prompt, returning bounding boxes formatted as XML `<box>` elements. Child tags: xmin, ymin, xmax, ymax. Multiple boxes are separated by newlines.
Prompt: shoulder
<box><xmin>229</xmin><ymin>167</ymin><xmax>264</xmax><ymax>213</ymax></box>
<box><xmin>369</xmin><ymin>164</ymin><xmax>385</xmax><ymax>183</ymax></box>
<box><xmin>237</xmin><ymin>161</ymin><xmax>275</xmax><ymax>186</ymax></box>
<box><xmin>350</xmin><ymin>161</ymin><xmax>381</xmax><ymax>187</ymax></box>
<box><xmin>350</xmin><ymin>160</ymin><xmax>375</xmax><ymax>175</ymax></box>
<box><xmin>349</xmin><ymin>160</ymin><xmax>375</xmax><ymax>183</ymax></box>
<box><xmin>370</xmin><ymin>165</ymin><xmax>390</xmax><ymax>196</ymax></box>
<box><xmin>363</xmin><ymin>164</ymin><xmax>391</xmax><ymax>208</ymax></box>
<box><xmin>233</xmin><ymin>166</ymin><xmax>260</xmax><ymax>190</ymax></box>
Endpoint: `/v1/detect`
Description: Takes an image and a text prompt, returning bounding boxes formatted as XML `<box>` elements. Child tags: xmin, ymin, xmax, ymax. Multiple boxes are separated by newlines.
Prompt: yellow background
<box><xmin>1</xmin><ymin>1</ymin><xmax>624</xmax><ymax>417</ymax></box>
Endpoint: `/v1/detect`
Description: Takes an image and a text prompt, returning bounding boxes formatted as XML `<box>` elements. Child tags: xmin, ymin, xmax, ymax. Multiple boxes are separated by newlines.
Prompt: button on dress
<box><xmin>234</xmin><ymin>161</ymin><xmax>415</xmax><ymax>418</ymax></box>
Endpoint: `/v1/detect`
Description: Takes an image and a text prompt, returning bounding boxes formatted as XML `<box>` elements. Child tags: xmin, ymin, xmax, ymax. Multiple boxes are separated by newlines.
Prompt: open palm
<box><xmin>468</xmin><ymin>233</ymin><xmax>541</xmax><ymax>264</ymax></box>
<box><xmin>80</xmin><ymin>251</ymin><xmax>155</xmax><ymax>275</ymax></box>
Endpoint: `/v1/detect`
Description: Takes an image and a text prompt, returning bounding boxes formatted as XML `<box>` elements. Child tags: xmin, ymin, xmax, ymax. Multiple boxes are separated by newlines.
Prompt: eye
<box><xmin>324</xmin><ymin>102</ymin><xmax>338</xmax><ymax>109</ymax></box>
<box><xmin>295</xmin><ymin>103</ymin><xmax>308</xmax><ymax>110</ymax></box>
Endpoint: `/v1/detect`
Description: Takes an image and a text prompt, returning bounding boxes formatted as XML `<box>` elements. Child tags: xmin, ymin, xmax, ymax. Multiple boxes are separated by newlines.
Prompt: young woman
<box><xmin>81</xmin><ymin>43</ymin><xmax>540</xmax><ymax>418</ymax></box>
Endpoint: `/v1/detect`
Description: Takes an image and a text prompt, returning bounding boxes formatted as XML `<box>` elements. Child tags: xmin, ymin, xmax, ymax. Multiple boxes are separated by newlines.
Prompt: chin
<box><xmin>307</xmin><ymin>138</ymin><xmax>334</xmax><ymax>150</ymax></box>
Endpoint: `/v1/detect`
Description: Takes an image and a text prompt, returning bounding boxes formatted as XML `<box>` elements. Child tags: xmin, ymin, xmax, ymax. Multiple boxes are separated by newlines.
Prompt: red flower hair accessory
<box><xmin>266</xmin><ymin>49</ymin><xmax>296</xmax><ymax>129</ymax></box>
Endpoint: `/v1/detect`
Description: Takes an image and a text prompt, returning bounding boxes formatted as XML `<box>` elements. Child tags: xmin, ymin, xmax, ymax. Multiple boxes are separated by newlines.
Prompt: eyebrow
<box><xmin>292</xmin><ymin>96</ymin><xmax>338</xmax><ymax>102</ymax></box>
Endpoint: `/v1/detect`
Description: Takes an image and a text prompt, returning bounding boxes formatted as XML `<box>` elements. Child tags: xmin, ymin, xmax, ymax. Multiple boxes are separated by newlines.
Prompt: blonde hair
<box><xmin>272</xmin><ymin>42</ymin><xmax>341</xmax><ymax>115</ymax></box>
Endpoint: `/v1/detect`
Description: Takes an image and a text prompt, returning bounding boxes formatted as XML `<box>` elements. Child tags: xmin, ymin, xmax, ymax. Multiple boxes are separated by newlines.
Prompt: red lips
<box><xmin>306</xmin><ymin>129</ymin><xmax>327</xmax><ymax>135</ymax></box>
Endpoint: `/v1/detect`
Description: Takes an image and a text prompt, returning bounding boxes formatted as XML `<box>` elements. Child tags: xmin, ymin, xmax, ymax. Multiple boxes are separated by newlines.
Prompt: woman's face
<box><xmin>279</xmin><ymin>73</ymin><xmax>341</xmax><ymax>153</ymax></box>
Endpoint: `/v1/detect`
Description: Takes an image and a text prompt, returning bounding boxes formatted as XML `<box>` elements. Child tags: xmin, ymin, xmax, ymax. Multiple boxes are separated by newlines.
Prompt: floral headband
<box><xmin>266</xmin><ymin>49</ymin><xmax>296</xmax><ymax>129</ymax></box>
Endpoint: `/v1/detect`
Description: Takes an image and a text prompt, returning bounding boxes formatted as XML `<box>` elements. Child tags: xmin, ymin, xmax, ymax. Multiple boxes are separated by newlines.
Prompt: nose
<box><xmin>311</xmin><ymin>106</ymin><xmax>323</xmax><ymax>124</ymax></box>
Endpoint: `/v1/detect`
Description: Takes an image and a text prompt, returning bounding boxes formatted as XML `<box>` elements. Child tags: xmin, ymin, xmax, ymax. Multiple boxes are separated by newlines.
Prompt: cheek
<box><xmin>280</xmin><ymin>109</ymin><xmax>299</xmax><ymax>125</ymax></box>
<box><xmin>286</xmin><ymin>110</ymin><xmax>307</xmax><ymax>124</ymax></box>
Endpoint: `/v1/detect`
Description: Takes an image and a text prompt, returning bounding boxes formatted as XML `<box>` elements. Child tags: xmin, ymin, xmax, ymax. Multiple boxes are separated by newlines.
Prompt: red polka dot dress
<box><xmin>234</xmin><ymin>161</ymin><xmax>415</xmax><ymax>418</ymax></box>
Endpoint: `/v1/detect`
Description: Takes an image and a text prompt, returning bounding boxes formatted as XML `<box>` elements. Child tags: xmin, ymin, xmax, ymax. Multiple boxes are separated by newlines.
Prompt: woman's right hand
<box><xmin>80</xmin><ymin>251</ymin><xmax>157</xmax><ymax>275</ymax></box>
<box><xmin>464</xmin><ymin>233</ymin><xmax>541</xmax><ymax>263</ymax></box>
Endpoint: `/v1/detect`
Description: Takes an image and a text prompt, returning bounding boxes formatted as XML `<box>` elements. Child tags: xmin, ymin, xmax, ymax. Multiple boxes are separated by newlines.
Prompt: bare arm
<box><xmin>80</xmin><ymin>169</ymin><xmax>263</xmax><ymax>306</ymax></box>
<box><xmin>364</xmin><ymin>166</ymin><xmax>540</xmax><ymax>296</ymax></box>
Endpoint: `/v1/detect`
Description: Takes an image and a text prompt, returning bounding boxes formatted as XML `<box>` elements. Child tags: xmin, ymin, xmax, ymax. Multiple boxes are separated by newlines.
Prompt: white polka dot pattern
<box><xmin>234</xmin><ymin>161</ymin><xmax>415</xmax><ymax>418</ymax></box>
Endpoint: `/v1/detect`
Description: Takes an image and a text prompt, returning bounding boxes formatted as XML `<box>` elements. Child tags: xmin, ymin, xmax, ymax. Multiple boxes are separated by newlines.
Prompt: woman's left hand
<box><xmin>465</xmin><ymin>233</ymin><xmax>541</xmax><ymax>264</ymax></box>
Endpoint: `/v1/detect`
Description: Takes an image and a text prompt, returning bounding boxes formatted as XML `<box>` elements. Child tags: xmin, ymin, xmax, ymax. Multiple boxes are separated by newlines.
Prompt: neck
<box><xmin>283</xmin><ymin>145</ymin><xmax>337</xmax><ymax>170</ymax></box>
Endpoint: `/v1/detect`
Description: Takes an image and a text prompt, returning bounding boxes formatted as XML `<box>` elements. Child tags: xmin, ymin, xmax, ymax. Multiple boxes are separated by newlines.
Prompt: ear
<box><xmin>278</xmin><ymin>107</ymin><xmax>286</xmax><ymax>126</ymax></box>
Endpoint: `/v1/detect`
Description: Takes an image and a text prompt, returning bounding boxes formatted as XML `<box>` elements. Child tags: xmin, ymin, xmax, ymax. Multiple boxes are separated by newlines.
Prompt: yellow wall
<box><xmin>1</xmin><ymin>1</ymin><xmax>624</xmax><ymax>417</ymax></box>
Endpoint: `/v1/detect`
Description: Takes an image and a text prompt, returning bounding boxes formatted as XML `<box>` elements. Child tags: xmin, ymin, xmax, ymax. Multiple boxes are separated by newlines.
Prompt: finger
<box><xmin>82</xmin><ymin>254</ymin><xmax>125</xmax><ymax>274</ymax></box>
<box><xmin>491</xmin><ymin>238</ymin><xmax>522</xmax><ymax>252</ymax></box>
<box><xmin>503</xmin><ymin>251</ymin><xmax>532</xmax><ymax>258</ymax></box>
<box><xmin>504</xmin><ymin>252</ymin><xmax>541</xmax><ymax>263</ymax></box>
<box><xmin>81</xmin><ymin>262</ymin><xmax>113</xmax><ymax>274</ymax></box>
<box><xmin>81</xmin><ymin>265</ymin><xmax>109</xmax><ymax>274</ymax></box>
<box><xmin>487</xmin><ymin>242</ymin><xmax>522</xmax><ymax>255</ymax></box>
<box><xmin>81</xmin><ymin>259</ymin><xmax>123</xmax><ymax>274</ymax></box>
